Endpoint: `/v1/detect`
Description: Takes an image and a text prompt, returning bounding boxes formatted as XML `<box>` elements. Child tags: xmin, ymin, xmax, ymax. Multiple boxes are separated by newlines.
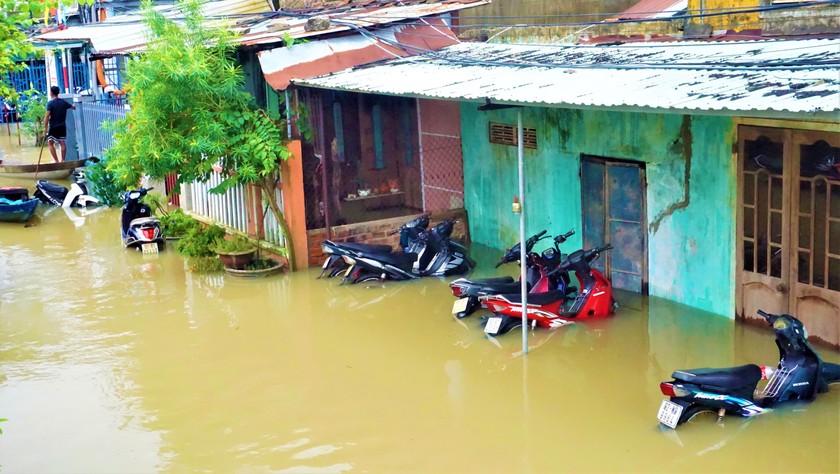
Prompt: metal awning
<box><xmin>294</xmin><ymin>39</ymin><xmax>840</xmax><ymax>119</ymax></box>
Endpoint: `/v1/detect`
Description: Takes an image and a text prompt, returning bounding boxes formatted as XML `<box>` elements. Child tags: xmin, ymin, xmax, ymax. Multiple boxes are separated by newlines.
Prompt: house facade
<box><xmin>296</xmin><ymin>39</ymin><xmax>840</xmax><ymax>346</ymax></box>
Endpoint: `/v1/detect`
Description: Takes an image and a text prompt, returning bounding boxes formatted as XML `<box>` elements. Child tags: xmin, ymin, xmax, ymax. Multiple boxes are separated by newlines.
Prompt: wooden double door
<box><xmin>738</xmin><ymin>126</ymin><xmax>840</xmax><ymax>346</ymax></box>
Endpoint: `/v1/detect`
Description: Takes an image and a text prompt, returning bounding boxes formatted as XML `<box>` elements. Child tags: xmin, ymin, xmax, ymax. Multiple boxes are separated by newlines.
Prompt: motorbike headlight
<box><xmin>128</xmin><ymin>192</ymin><xmax>141</xmax><ymax>199</ymax></box>
<box><xmin>342</xmin><ymin>255</ymin><xmax>355</xmax><ymax>265</ymax></box>
<box><xmin>322</xmin><ymin>245</ymin><xmax>333</xmax><ymax>254</ymax></box>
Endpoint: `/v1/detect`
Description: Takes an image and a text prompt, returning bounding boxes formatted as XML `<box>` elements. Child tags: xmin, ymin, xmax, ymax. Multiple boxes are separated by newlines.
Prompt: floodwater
<box><xmin>1</xmin><ymin>132</ymin><xmax>839</xmax><ymax>473</ymax></box>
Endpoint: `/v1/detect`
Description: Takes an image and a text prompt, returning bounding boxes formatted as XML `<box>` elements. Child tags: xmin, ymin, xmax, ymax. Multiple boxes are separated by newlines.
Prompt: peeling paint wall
<box><xmin>460</xmin><ymin>104</ymin><xmax>736</xmax><ymax>317</ymax></box>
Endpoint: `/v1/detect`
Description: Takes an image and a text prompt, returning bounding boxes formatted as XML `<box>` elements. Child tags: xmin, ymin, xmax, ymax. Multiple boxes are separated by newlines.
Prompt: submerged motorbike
<box><xmin>319</xmin><ymin>215</ymin><xmax>429</xmax><ymax>279</ymax></box>
<box><xmin>341</xmin><ymin>219</ymin><xmax>473</xmax><ymax>284</ymax></box>
<box><xmin>34</xmin><ymin>169</ymin><xmax>100</xmax><ymax>208</ymax></box>
<box><xmin>481</xmin><ymin>244</ymin><xmax>615</xmax><ymax>336</ymax></box>
<box><xmin>121</xmin><ymin>187</ymin><xmax>164</xmax><ymax>253</ymax></box>
<box><xmin>449</xmin><ymin>229</ymin><xmax>575</xmax><ymax>319</ymax></box>
<box><xmin>657</xmin><ymin>309</ymin><xmax>840</xmax><ymax>429</ymax></box>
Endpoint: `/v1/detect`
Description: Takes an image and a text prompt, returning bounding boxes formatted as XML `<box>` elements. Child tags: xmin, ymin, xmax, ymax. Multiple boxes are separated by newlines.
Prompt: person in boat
<box><xmin>43</xmin><ymin>86</ymin><xmax>76</xmax><ymax>163</ymax></box>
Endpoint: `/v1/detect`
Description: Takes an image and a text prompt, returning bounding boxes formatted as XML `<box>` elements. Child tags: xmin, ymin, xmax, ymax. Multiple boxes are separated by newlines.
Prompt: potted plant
<box><xmin>214</xmin><ymin>234</ymin><xmax>257</xmax><ymax>269</ymax></box>
<box><xmin>160</xmin><ymin>209</ymin><xmax>200</xmax><ymax>240</ymax></box>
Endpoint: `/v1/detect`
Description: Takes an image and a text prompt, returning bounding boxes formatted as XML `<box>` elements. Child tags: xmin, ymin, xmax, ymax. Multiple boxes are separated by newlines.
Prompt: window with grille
<box><xmin>489</xmin><ymin>122</ymin><xmax>537</xmax><ymax>150</ymax></box>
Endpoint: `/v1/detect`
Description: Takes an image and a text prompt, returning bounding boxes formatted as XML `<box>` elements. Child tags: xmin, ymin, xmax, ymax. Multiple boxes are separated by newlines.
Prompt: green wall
<box><xmin>460</xmin><ymin>105</ymin><xmax>737</xmax><ymax>317</ymax></box>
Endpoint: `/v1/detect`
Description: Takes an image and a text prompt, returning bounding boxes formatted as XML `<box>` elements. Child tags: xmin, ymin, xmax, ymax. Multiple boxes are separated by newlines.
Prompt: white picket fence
<box><xmin>181</xmin><ymin>171</ymin><xmax>286</xmax><ymax>249</ymax></box>
<box><xmin>183</xmin><ymin>172</ymin><xmax>249</xmax><ymax>234</ymax></box>
<box><xmin>262</xmin><ymin>187</ymin><xmax>286</xmax><ymax>248</ymax></box>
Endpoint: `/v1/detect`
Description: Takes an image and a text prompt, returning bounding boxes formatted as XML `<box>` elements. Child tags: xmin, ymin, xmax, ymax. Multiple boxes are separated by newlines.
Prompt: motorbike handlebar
<box><xmin>757</xmin><ymin>309</ymin><xmax>772</xmax><ymax>320</ymax></box>
<box><xmin>555</xmin><ymin>229</ymin><xmax>575</xmax><ymax>244</ymax></box>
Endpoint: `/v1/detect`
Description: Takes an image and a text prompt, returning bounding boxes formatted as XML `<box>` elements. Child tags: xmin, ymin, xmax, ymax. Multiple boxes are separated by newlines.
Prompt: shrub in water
<box><xmin>176</xmin><ymin>224</ymin><xmax>225</xmax><ymax>257</ymax></box>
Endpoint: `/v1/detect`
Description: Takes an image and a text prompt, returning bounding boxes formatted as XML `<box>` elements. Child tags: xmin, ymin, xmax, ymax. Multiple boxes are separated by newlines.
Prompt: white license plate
<box><xmin>452</xmin><ymin>297</ymin><xmax>470</xmax><ymax>315</ymax></box>
<box><xmin>484</xmin><ymin>316</ymin><xmax>503</xmax><ymax>334</ymax></box>
<box><xmin>141</xmin><ymin>243</ymin><xmax>159</xmax><ymax>254</ymax></box>
<box><xmin>657</xmin><ymin>400</ymin><xmax>684</xmax><ymax>429</ymax></box>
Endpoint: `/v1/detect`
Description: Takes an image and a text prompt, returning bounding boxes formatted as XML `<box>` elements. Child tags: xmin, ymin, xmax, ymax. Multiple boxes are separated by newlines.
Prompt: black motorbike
<box><xmin>341</xmin><ymin>219</ymin><xmax>473</xmax><ymax>284</ymax></box>
<box><xmin>448</xmin><ymin>229</ymin><xmax>575</xmax><ymax>319</ymax></box>
<box><xmin>121</xmin><ymin>187</ymin><xmax>164</xmax><ymax>253</ymax></box>
<box><xmin>657</xmin><ymin>309</ymin><xmax>840</xmax><ymax>429</ymax></box>
<box><xmin>319</xmin><ymin>215</ymin><xmax>429</xmax><ymax>279</ymax></box>
<box><xmin>34</xmin><ymin>169</ymin><xmax>99</xmax><ymax>208</ymax></box>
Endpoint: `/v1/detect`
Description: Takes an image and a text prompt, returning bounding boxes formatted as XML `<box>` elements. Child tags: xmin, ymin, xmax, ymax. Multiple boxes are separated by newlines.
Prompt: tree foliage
<box><xmin>0</xmin><ymin>0</ymin><xmax>52</xmax><ymax>100</ymax></box>
<box><xmin>107</xmin><ymin>0</ymin><xmax>298</xmax><ymax>268</ymax></box>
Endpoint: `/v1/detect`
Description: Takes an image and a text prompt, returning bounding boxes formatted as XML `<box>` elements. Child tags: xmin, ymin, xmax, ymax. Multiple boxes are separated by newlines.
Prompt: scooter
<box><xmin>34</xmin><ymin>169</ymin><xmax>100</xmax><ymax>208</ymax></box>
<box><xmin>121</xmin><ymin>187</ymin><xmax>164</xmax><ymax>253</ymax></box>
<box><xmin>657</xmin><ymin>309</ymin><xmax>840</xmax><ymax>429</ymax></box>
<box><xmin>319</xmin><ymin>215</ymin><xmax>429</xmax><ymax>279</ymax></box>
<box><xmin>341</xmin><ymin>219</ymin><xmax>473</xmax><ymax>284</ymax></box>
<box><xmin>449</xmin><ymin>229</ymin><xmax>575</xmax><ymax>319</ymax></box>
<box><xmin>480</xmin><ymin>244</ymin><xmax>615</xmax><ymax>336</ymax></box>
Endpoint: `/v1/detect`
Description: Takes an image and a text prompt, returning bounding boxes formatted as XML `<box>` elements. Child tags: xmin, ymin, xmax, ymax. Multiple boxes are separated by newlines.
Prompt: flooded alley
<box><xmin>0</xmin><ymin>165</ymin><xmax>838</xmax><ymax>472</ymax></box>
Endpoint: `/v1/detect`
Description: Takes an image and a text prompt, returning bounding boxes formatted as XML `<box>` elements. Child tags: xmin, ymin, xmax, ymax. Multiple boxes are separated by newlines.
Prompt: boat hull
<box><xmin>0</xmin><ymin>159</ymin><xmax>87</xmax><ymax>180</ymax></box>
<box><xmin>0</xmin><ymin>199</ymin><xmax>38</xmax><ymax>223</ymax></box>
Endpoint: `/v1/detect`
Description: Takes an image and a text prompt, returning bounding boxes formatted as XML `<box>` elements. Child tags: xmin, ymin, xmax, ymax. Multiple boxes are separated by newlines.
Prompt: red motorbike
<box><xmin>480</xmin><ymin>244</ymin><xmax>616</xmax><ymax>336</ymax></box>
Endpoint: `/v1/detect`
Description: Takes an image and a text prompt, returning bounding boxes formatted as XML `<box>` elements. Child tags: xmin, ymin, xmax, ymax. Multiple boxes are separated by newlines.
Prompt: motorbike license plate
<box><xmin>657</xmin><ymin>400</ymin><xmax>684</xmax><ymax>429</ymax></box>
<box><xmin>484</xmin><ymin>316</ymin><xmax>503</xmax><ymax>335</ymax></box>
<box><xmin>141</xmin><ymin>243</ymin><xmax>159</xmax><ymax>254</ymax></box>
<box><xmin>452</xmin><ymin>298</ymin><xmax>470</xmax><ymax>315</ymax></box>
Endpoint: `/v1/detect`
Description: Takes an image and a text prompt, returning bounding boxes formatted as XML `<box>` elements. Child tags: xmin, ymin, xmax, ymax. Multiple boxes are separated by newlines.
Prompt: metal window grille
<box><xmin>489</xmin><ymin>122</ymin><xmax>537</xmax><ymax>150</ymax></box>
<box><xmin>420</xmin><ymin>134</ymin><xmax>465</xmax><ymax>212</ymax></box>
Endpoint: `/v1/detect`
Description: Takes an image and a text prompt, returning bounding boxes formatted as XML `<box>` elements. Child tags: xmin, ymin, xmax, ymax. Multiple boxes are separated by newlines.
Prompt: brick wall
<box><xmin>307</xmin><ymin>209</ymin><xmax>470</xmax><ymax>267</ymax></box>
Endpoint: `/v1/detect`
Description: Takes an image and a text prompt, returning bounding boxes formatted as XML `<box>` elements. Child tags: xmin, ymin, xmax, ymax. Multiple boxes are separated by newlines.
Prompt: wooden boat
<box><xmin>0</xmin><ymin>158</ymin><xmax>87</xmax><ymax>180</ymax></box>
<box><xmin>0</xmin><ymin>187</ymin><xmax>38</xmax><ymax>222</ymax></box>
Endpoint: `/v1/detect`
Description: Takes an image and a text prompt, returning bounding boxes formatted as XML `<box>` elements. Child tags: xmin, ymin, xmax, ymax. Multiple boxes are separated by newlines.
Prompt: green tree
<box><xmin>0</xmin><ymin>0</ymin><xmax>55</xmax><ymax>100</ymax></box>
<box><xmin>107</xmin><ymin>0</ymin><xmax>299</xmax><ymax>268</ymax></box>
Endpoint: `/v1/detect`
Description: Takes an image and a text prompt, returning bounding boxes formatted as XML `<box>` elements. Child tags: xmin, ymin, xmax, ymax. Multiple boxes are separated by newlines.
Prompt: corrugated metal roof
<box><xmin>33</xmin><ymin>0</ymin><xmax>274</xmax><ymax>55</ymax></box>
<box><xmin>294</xmin><ymin>40</ymin><xmax>840</xmax><ymax>119</ymax></box>
<box><xmin>32</xmin><ymin>0</ymin><xmax>488</xmax><ymax>55</ymax></box>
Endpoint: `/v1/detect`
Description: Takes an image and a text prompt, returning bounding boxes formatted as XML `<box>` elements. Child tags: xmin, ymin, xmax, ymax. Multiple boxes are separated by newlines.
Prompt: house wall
<box><xmin>460</xmin><ymin>104</ymin><xmax>737</xmax><ymax>317</ymax></box>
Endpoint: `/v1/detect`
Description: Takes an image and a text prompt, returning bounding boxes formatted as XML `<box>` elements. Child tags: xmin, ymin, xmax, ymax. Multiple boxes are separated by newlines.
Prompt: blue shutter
<box><xmin>372</xmin><ymin>104</ymin><xmax>384</xmax><ymax>170</ymax></box>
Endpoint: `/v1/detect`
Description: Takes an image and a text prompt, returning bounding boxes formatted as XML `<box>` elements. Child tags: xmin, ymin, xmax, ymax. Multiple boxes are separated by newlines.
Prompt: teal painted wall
<box><xmin>460</xmin><ymin>105</ymin><xmax>736</xmax><ymax>317</ymax></box>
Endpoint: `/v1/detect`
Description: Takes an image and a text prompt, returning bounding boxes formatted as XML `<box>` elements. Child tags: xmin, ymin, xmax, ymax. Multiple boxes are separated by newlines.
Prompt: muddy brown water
<box><xmin>1</xmin><ymin>133</ymin><xmax>839</xmax><ymax>473</ymax></box>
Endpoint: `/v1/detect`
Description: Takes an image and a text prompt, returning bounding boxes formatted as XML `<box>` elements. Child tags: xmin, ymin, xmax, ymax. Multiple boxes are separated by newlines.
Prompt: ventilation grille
<box><xmin>489</xmin><ymin>122</ymin><xmax>537</xmax><ymax>149</ymax></box>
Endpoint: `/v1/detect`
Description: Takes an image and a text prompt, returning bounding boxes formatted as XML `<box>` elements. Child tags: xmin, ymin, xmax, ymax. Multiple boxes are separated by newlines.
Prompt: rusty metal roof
<box><xmin>610</xmin><ymin>0</ymin><xmax>687</xmax><ymax>20</ymax></box>
<box><xmin>32</xmin><ymin>0</ymin><xmax>488</xmax><ymax>55</ymax></box>
<box><xmin>294</xmin><ymin>39</ymin><xmax>840</xmax><ymax>119</ymax></box>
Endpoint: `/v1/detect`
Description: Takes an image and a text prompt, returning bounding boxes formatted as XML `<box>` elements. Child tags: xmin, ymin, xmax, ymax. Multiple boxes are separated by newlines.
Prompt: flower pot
<box><xmin>224</xmin><ymin>258</ymin><xmax>285</xmax><ymax>278</ymax></box>
<box><xmin>217</xmin><ymin>249</ymin><xmax>256</xmax><ymax>269</ymax></box>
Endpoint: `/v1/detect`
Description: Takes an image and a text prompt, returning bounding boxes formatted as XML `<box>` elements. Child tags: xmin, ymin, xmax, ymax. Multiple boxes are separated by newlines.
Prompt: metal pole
<box><xmin>518</xmin><ymin>109</ymin><xmax>528</xmax><ymax>355</ymax></box>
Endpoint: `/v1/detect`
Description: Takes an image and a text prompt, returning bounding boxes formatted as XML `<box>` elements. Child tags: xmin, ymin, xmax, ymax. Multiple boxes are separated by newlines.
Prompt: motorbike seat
<box><xmin>340</xmin><ymin>242</ymin><xmax>393</xmax><ymax>253</ymax></box>
<box><xmin>474</xmin><ymin>276</ymin><xmax>516</xmax><ymax>285</ymax></box>
<box><xmin>375</xmin><ymin>251</ymin><xmax>417</xmax><ymax>267</ymax></box>
<box><xmin>672</xmin><ymin>364</ymin><xmax>762</xmax><ymax>391</ymax></box>
<box><xmin>38</xmin><ymin>180</ymin><xmax>68</xmax><ymax>199</ymax></box>
<box><xmin>501</xmin><ymin>289</ymin><xmax>566</xmax><ymax>305</ymax></box>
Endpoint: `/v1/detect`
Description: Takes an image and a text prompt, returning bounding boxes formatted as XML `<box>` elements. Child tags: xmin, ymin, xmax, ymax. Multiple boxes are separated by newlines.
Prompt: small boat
<box><xmin>0</xmin><ymin>158</ymin><xmax>88</xmax><ymax>180</ymax></box>
<box><xmin>0</xmin><ymin>187</ymin><xmax>39</xmax><ymax>223</ymax></box>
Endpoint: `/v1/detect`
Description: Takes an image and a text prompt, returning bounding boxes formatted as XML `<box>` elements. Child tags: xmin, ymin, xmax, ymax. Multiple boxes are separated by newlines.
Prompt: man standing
<box><xmin>43</xmin><ymin>86</ymin><xmax>76</xmax><ymax>163</ymax></box>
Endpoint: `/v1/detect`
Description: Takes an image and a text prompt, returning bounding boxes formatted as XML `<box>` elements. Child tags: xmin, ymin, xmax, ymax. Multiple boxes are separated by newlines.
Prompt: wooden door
<box><xmin>738</xmin><ymin>127</ymin><xmax>791</xmax><ymax>319</ymax></box>
<box><xmin>582</xmin><ymin>156</ymin><xmax>648</xmax><ymax>293</ymax></box>
<box><xmin>738</xmin><ymin>126</ymin><xmax>840</xmax><ymax>347</ymax></box>
<box><xmin>790</xmin><ymin>130</ymin><xmax>840</xmax><ymax>346</ymax></box>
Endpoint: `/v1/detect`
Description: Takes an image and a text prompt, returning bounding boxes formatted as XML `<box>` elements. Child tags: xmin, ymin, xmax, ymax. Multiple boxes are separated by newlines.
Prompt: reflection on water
<box><xmin>0</xmin><ymin>189</ymin><xmax>838</xmax><ymax>472</ymax></box>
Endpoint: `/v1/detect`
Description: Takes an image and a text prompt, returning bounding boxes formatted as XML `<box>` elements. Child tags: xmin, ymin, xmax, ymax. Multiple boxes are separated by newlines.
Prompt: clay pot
<box><xmin>217</xmin><ymin>249</ymin><xmax>256</xmax><ymax>270</ymax></box>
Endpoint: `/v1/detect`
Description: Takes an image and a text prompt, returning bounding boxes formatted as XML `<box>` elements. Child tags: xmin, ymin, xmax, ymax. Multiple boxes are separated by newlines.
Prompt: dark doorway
<box><xmin>581</xmin><ymin>156</ymin><xmax>648</xmax><ymax>293</ymax></box>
